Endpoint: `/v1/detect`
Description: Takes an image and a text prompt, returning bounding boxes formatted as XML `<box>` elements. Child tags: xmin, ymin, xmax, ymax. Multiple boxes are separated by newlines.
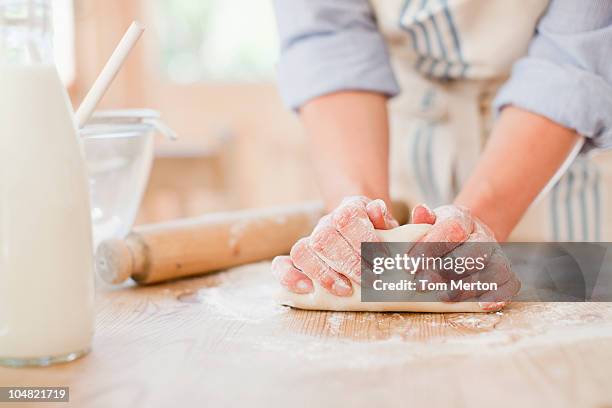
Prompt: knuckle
<box><xmin>445</xmin><ymin>221</ymin><xmax>470</xmax><ymax>242</ymax></box>
<box><xmin>289</xmin><ymin>238</ymin><xmax>311</xmax><ymax>263</ymax></box>
<box><xmin>341</xmin><ymin>196</ymin><xmax>370</xmax><ymax>206</ymax></box>
<box><xmin>335</xmin><ymin>204</ymin><xmax>359</xmax><ymax>221</ymax></box>
<box><xmin>296</xmin><ymin>237</ymin><xmax>310</xmax><ymax>249</ymax></box>
<box><xmin>311</xmin><ymin>268</ymin><xmax>327</xmax><ymax>281</ymax></box>
<box><xmin>490</xmin><ymin>249</ymin><xmax>511</xmax><ymax>269</ymax></box>
<box><xmin>333</xmin><ymin>204</ymin><xmax>369</xmax><ymax>231</ymax></box>
<box><xmin>310</xmin><ymin>226</ymin><xmax>335</xmax><ymax>251</ymax></box>
<box><xmin>271</xmin><ymin>256</ymin><xmax>291</xmax><ymax>280</ymax></box>
<box><xmin>312</xmin><ymin>214</ymin><xmax>333</xmax><ymax>234</ymax></box>
<box><xmin>317</xmin><ymin>271</ymin><xmax>335</xmax><ymax>287</ymax></box>
<box><xmin>367</xmin><ymin>198</ymin><xmax>387</xmax><ymax>214</ymax></box>
<box><xmin>340</xmin><ymin>257</ymin><xmax>362</xmax><ymax>280</ymax></box>
<box><xmin>271</xmin><ymin>256</ymin><xmax>291</xmax><ymax>274</ymax></box>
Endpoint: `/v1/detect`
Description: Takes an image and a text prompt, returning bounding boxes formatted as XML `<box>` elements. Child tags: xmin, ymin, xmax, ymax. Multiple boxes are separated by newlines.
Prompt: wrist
<box><xmin>454</xmin><ymin>107</ymin><xmax>582</xmax><ymax>242</ymax></box>
<box><xmin>454</xmin><ymin>182</ymin><xmax>513</xmax><ymax>242</ymax></box>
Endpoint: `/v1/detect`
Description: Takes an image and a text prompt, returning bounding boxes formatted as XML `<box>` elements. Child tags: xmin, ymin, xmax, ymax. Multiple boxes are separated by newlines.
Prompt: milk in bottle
<box><xmin>0</xmin><ymin>0</ymin><xmax>95</xmax><ymax>366</ymax></box>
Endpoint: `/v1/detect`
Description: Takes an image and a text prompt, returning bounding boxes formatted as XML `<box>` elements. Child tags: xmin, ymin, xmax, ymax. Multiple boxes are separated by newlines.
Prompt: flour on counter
<box><xmin>174</xmin><ymin>260</ymin><xmax>612</xmax><ymax>369</ymax></box>
<box><xmin>194</xmin><ymin>262</ymin><xmax>286</xmax><ymax>322</ymax></box>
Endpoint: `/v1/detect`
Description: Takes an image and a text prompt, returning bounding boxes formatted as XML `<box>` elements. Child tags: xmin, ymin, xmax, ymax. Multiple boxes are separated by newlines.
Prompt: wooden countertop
<box><xmin>1</xmin><ymin>261</ymin><xmax>612</xmax><ymax>408</ymax></box>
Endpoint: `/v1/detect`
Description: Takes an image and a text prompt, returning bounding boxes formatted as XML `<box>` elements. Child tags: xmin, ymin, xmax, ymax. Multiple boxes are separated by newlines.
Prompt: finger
<box><xmin>478</xmin><ymin>274</ymin><xmax>521</xmax><ymax>306</ymax></box>
<box><xmin>408</xmin><ymin>205</ymin><xmax>474</xmax><ymax>259</ymax></box>
<box><xmin>425</xmin><ymin>205</ymin><xmax>474</xmax><ymax>242</ymax></box>
<box><xmin>290</xmin><ymin>238</ymin><xmax>353</xmax><ymax>297</ymax></box>
<box><xmin>366</xmin><ymin>199</ymin><xmax>399</xmax><ymax>230</ymax></box>
<box><xmin>431</xmin><ymin>219</ymin><xmax>498</xmax><ymax>281</ymax></box>
<box><xmin>435</xmin><ymin>242</ymin><xmax>498</xmax><ymax>280</ymax></box>
<box><xmin>272</xmin><ymin>256</ymin><xmax>314</xmax><ymax>294</ymax></box>
<box><xmin>440</xmin><ymin>248</ymin><xmax>512</xmax><ymax>301</ymax></box>
<box><xmin>413</xmin><ymin>268</ymin><xmax>446</xmax><ymax>293</ymax></box>
<box><xmin>310</xmin><ymin>224</ymin><xmax>363</xmax><ymax>284</ymax></box>
<box><xmin>439</xmin><ymin>253</ymin><xmax>513</xmax><ymax>302</ymax></box>
<box><xmin>331</xmin><ymin>200</ymin><xmax>380</xmax><ymax>253</ymax></box>
<box><xmin>411</xmin><ymin>204</ymin><xmax>436</xmax><ymax>225</ymax></box>
<box><xmin>479</xmin><ymin>301</ymin><xmax>507</xmax><ymax>312</ymax></box>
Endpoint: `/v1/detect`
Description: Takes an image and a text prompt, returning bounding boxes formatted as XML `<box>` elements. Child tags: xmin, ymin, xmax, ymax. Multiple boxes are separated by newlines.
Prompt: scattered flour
<box><xmin>184</xmin><ymin>262</ymin><xmax>286</xmax><ymax>322</ymax></box>
<box><xmin>171</xmin><ymin>261</ymin><xmax>612</xmax><ymax>369</ymax></box>
<box><xmin>327</xmin><ymin>313</ymin><xmax>344</xmax><ymax>335</ymax></box>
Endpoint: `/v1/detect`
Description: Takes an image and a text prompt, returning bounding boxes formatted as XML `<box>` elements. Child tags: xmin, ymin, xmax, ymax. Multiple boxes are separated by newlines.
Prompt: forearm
<box><xmin>455</xmin><ymin>106</ymin><xmax>581</xmax><ymax>241</ymax></box>
<box><xmin>300</xmin><ymin>91</ymin><xmax>391</xmax><ymax>212</ymax></box>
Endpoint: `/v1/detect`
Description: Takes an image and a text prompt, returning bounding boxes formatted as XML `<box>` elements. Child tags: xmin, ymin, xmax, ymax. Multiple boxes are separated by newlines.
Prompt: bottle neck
<box><xmin>0</xmin><ymin>0</ymin><xmax>53</xmax><ymax>65</ymax></box>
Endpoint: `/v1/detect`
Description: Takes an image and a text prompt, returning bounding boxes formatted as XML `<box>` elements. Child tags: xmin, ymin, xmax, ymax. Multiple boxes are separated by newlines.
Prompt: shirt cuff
<box><xmin>277</xmin><ymin>30</ymin><xmax>400</xmax><ymax>110</ymax></box>
<box><xmin>494</xmin><ymin>57</ymin><xmax>612</xmax><ymax>153</ymax></box>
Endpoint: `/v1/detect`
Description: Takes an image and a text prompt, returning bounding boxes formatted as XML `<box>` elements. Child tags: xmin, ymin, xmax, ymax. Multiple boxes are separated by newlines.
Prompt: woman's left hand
<box><xmin>410</xmin><ymin>204</ymin><xmax>521</xmax><ymax>311</ymax></box>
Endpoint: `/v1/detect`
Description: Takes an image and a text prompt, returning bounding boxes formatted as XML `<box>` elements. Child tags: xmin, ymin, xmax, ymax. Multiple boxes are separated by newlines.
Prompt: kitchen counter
<box><xmin>1</xmin><ymin>261</ymin><xmax>611</xmax><ymax>407</ymax></box>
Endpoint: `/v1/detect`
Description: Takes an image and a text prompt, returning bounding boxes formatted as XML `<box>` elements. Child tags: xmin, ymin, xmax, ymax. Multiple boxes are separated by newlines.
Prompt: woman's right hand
<box><xmin>271</xmin><ymin>196</ymin><xmax>398</xmax><ymax>297</ymax></box>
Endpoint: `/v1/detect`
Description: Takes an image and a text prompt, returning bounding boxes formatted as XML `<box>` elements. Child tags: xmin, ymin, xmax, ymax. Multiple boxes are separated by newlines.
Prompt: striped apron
<box><xmin>370</xmin><ymin>0</ymin><xmax>610</xmax><ymax>242</ymax></box>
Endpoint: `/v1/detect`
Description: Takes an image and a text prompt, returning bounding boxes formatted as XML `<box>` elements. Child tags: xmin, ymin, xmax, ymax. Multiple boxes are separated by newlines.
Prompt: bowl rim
<box><xmin>80</xmin><ymin>123</ymin><xmax>156</xmax><ymax>140</ymax></box>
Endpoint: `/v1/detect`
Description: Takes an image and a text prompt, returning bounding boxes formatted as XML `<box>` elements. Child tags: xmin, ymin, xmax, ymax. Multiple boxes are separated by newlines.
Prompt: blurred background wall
<box><xmin>59</xmin><ymin>0</ymin><xmax>319</xmax><ymax>224</ymax></box>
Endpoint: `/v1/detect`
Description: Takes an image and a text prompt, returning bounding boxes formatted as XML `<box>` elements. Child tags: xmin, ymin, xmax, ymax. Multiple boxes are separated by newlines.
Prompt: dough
<box><xmin>278</xmin><ymin>223</ymin><xmax>484</xmax><ymax>313</ymax></box>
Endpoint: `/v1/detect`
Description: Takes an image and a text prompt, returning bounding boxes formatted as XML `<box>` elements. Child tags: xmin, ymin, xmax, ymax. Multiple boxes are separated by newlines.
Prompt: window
<box><xmin>149</xmin><ymin>0</ymin><xmax>279</xmax><ymax>83</ymax></box>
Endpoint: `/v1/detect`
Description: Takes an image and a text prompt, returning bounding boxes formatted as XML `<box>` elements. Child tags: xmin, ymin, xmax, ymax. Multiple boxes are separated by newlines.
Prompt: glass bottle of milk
<box><xmin>0</xmin><ymin>1</ymin><xmax>95</xmax><ymax>366</ymax></box>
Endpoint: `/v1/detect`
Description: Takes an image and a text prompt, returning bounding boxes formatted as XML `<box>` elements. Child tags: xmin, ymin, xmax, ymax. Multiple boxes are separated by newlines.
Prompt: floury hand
<box><xmin>409</xmin><ymin>204</ymin><xmax>521</xmax><ymax>311</ymax></box>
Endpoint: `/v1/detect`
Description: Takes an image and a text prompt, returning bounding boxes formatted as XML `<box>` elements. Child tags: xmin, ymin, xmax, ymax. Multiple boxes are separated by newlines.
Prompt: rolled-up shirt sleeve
<box><xmin>274</xmin><ymin>0</ymin><xmax>399</xmax><ymax>110</ymax></box>
<box><xmin>493</xmin><ymin>0</ymin><xmax>612</xmax><ymax>153</ymax></box>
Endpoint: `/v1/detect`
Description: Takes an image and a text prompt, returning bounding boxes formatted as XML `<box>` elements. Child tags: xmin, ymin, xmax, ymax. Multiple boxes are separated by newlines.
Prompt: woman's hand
<box><xmin>411</xmin><ymin>204</ymin><xmax>521</xmax><ymax>311</ymax></box>
<box><xmin>271</xmin><ymin>196</ymin><xmax>398</xmax><ymax>297</ymax></box>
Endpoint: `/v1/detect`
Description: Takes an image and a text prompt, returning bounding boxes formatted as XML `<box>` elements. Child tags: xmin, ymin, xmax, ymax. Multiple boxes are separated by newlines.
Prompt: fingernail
<box><xmin>295</xmin><ymin>279</ymin><xmax>313</xmax><ymax>294</ymax></box>
<box><xmin>479</xmin><ymin>301</ymin><xmax>506</xmax><ymax>311</ymax></box>
<box><xmin>374</xmin><ymin>199</ymin><xmax>388</xmax><ymax>215</ymax></box>
<box><xmin>333</xmin><ymin>279</ymin><xmax>352</xmax><ymax>296</ymax></box>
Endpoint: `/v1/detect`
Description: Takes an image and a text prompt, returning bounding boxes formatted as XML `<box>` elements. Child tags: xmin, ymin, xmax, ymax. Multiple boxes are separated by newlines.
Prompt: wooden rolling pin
<box><xmin>96</xmin><ymin>200</ymin><xmax>410</xmax><ymax>285</ymax></box>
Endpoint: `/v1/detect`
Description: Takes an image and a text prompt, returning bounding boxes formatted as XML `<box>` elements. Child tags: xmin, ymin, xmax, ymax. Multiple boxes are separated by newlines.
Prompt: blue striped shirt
<box><xmin>274</xmin><ymin>0</ymin><xmax>612</xmax><ymax>152</ymax></box>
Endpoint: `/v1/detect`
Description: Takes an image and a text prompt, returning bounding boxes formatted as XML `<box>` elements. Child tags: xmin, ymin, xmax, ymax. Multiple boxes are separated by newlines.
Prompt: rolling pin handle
<box><xmin>96</xmin><ymin>239</ymin><xmax>135</xmax><ymax>284</ymax></box>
